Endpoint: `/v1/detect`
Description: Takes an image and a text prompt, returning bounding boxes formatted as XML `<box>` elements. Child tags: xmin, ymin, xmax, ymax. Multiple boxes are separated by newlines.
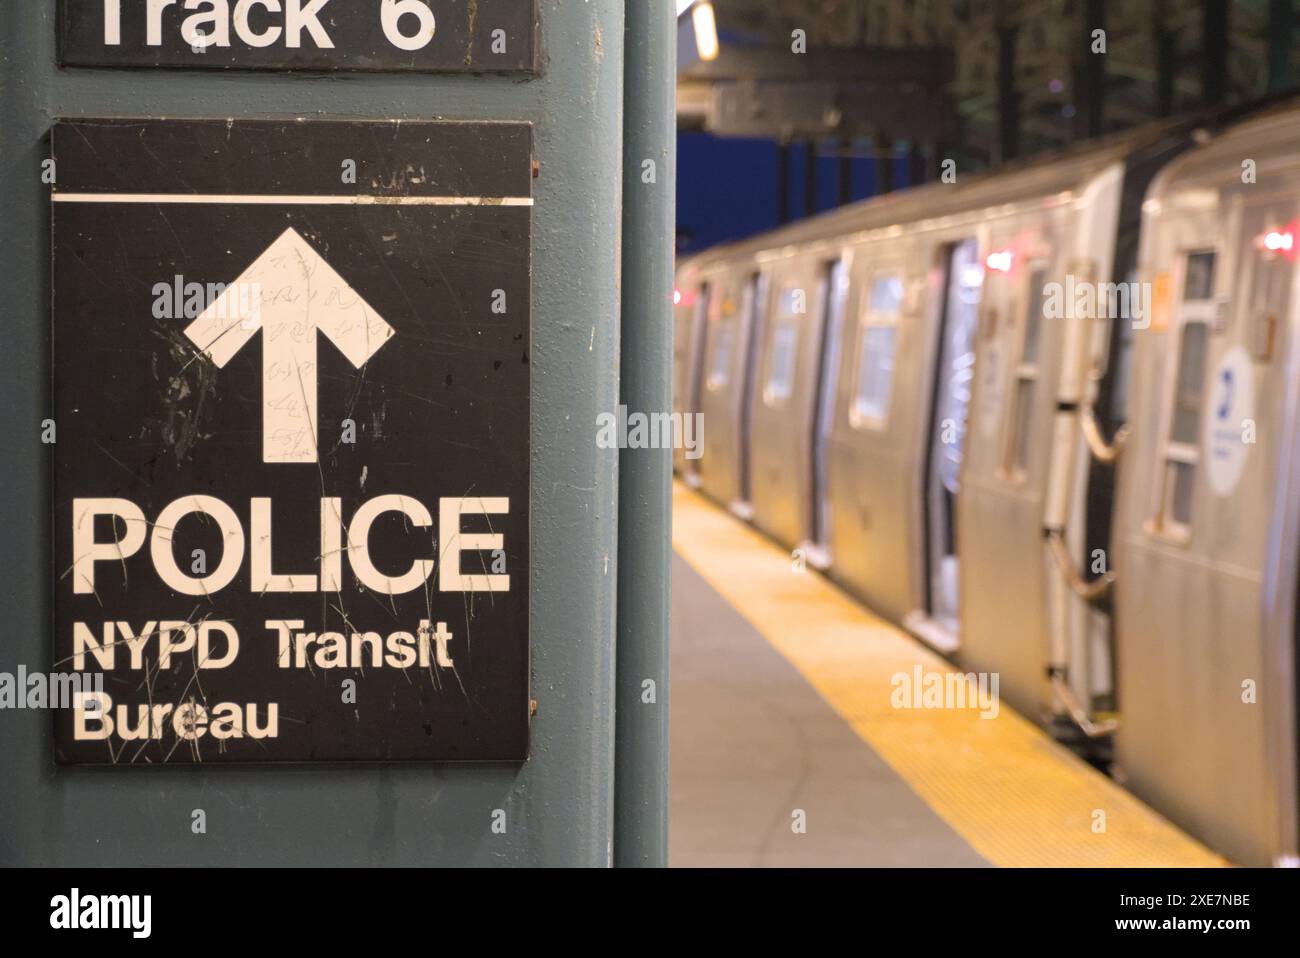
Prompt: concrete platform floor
<box><xmin>669</xmin><ymin>552</ymin><xmax>988</xmax><ymax>867</ymax></box>
<box><xmin>666</xmin><ymin>482</ymin><xmax>1227</xmax><ymax>868</ymax></box>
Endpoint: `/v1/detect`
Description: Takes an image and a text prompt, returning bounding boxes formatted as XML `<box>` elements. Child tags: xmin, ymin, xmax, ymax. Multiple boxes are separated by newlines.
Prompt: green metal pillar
<box><xmin>614</xmin><ymin>0</ymin><xmax>676</xmax><ymax>868</ymax></box>
<box><xmin>0</xmin><ymin>0</ymin><xmax>630</xmax><ymax>867</ymax></box>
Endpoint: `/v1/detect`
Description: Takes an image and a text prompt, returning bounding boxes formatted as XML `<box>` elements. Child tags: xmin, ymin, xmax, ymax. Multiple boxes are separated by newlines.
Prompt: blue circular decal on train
<box><xmin>1204</xmin><ymin>346</ymin><xmax>1254</xmax><ymax>497</ymax></box>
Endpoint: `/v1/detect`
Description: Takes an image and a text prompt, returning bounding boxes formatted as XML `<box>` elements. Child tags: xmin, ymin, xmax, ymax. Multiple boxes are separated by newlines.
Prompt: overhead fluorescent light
<box><xmin>676</xmin><ymin>0</ymin><xmax>697</xmax><ymax>17</ymax></box>
<box><xmin>692</xmin><ymin>1</ymin><xmax>719</xmax><ymax>61</ymax></box>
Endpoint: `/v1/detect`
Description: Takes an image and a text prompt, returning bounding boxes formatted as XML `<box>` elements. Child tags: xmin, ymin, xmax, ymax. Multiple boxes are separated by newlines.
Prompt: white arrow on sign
<box><xmin>184</xmin><ymin>227</ymin><xmax>395</xmax><ymax>464</ymax></box>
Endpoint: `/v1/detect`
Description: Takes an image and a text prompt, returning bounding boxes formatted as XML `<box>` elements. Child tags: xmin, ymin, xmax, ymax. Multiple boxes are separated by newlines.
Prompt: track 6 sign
<box><xmin>59</xmin><ymin>0</ymin><xmax>538</xmax><ymax>73</ymax></box>
<box><xmin>50</xmin><ymin>118</ymin><xmax>533</xmax><ymax>763</ymax></box>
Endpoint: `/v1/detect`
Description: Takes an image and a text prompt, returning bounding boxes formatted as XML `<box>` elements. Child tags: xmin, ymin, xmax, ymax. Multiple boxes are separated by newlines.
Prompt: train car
<box><xmin>673</xmin><ymin>251</ymin><xmax>766</xmax><ymax>509</ymax></box>
<box><xmin>675</xmin><ymin>124</ymin><xmax>1192</xmax><ymax>726</ymax></box>
<box><xmin>1113</xmin><ymin>104</ymin><xmax>1300</xmax><ymax>867</ymax></box>
<box><xmin>674</xmin><ymin>101</ymin><xmax>1300</xmax><ymax>863</ymax></box>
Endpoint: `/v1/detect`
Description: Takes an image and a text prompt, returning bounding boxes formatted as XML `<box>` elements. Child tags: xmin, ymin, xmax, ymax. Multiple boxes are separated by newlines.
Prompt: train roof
<box><xmin>1146</xmin><ymin>95</ymin><xmax>1300</xmax><ymax>195</ymax></box>
<box><xmin>678</xmin><ymin>96</ymin><xmax>1300</xmax><ymax>275</ymax></box>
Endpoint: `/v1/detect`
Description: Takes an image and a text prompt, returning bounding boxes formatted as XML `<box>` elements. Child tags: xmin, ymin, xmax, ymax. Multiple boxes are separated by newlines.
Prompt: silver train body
<box><xmin>672</xmin><ymin>103</ymin><xmax>1300</xmax><ymax>866</ymax></box>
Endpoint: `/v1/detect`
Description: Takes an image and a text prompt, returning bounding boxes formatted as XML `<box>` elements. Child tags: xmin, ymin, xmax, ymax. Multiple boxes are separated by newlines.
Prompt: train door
<box><xmin>734</xmin><ymin>271</ymin><xmax>768</xmax><ymax>517</ymax></box>
<box><xmin>697</xmin><ymin>280</ymin><xmax>740</xmax><ymax>502</ymax></box>
<box><xmin>749</xmin><ymin>265</ymin><xmax>822</xmax><ymax>549</ymax></box>
<box><xmin>808</xmin><ymin>258</ymin><xmax>850</xmax><ymax>564</ymax></box>
<box><xmin>675</xmin><ymin>281</ymin><xmax>711</xmax><ymax>483</ymax></box>
<box><xmin>922</xmin><ymin>238</ymin><xmax>982</xmax><ymax>639</ymax></box>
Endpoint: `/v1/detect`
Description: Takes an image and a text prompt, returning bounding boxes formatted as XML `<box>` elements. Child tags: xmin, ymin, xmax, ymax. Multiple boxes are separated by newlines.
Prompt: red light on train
<box><xmin>1257</xmin><ymin>221</ymin><xmax>1299</xmax><ymax>261</ymax></box>
<box><xmin>673</xmin><ymin>288</ymin><xmax>683</xmax><ymax>306</ymax></box>
<box><xmin>985</xmin><ymin>249</ymin><xmax>1014</xmax><ymax>273</ymax></box>
<box><xmin>1263</xmin><ymin>230</ymin><xmax>1294</xmax><ymax>252</ymax></box>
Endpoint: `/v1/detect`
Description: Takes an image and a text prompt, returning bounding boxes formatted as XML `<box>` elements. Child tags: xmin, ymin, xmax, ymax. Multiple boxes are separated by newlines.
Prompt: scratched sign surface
<box><xmin>51</xmin><ymin>118</ymin><xmax>532</xmax><ymax>763</ymax></box>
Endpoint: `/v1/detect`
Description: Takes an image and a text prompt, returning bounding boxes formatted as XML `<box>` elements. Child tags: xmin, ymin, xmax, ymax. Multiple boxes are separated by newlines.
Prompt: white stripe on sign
<box><xmin>52</xmin><ymin>194</ymin><xmax>534</xmax><ymax>206</ymax></box>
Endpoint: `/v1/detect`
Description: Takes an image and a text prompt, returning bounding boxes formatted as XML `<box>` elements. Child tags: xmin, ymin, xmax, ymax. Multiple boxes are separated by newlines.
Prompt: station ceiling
<box><xmin>679</xmin><ymin>0</ymin><xmax>1298</xmax><ymax>167</ymax></box>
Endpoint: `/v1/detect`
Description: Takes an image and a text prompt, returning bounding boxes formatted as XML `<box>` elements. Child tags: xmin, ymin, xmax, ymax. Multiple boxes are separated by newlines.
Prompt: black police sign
<box><xmin>59</xmin><ymin>0</ymin><xmax>537</xmax><ymax>73</ymax></box>
<box><xmin>50</xmin><ymin>118</ymin><xmax>532</xmax><ymax>763</ymax></box>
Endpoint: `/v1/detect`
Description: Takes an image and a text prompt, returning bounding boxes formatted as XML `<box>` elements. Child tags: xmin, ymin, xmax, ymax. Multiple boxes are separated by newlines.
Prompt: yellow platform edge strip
<box><xmin>671</xmin><ymin>482</ymin><xmax>1227</xmax><ymax>868</ymax></box>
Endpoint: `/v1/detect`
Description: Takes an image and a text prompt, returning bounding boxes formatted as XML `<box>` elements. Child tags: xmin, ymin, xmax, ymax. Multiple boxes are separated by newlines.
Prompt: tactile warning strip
<box><xmin>672</xmin><ymin>483</ymin><xmax>1227</xmax><ymax>868</ymax></box>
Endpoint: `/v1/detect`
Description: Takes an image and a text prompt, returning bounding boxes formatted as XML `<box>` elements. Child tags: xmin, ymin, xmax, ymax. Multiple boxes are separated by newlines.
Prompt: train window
<box><xmin>1009</xmin><ymin>382</ymin><xmax>1035</xmax><ymax>474</ymax></box>
<box><xmin>1003</xmin><ymin>267</ymin><xmax>1048</xmax><ymax>477</ymax></box>
<box><xmin>1153</xmin><ymin>246</ymin><xmax>1216</xmax><ymax>540</ymax></box>
<box><xmin>765</xmin><ymin>318</ymin><xmax>799</xmax><ymax>403</ymax></box>
<box><xmin>1170</xmin><ymin>321</ymin><xmax>1208</xmax><ymax>444</ymax></box>
<box><xmin>870</xmin><ymin>274</ymin><xmax>904</xmax><ymax>313</ymax></box>
<box><xmin>707</xmin><ymin>318</ymin><xmax>734</xmax><ymax>390</ymax></box>
<box><xmin>1020</xmin><ymin>272</ymin><xmax>1045</xmax><ymax>366</ymax></box>
<box><xmin>1183</xmin><ymin>251</ymin><xmax>1217</xmax><ymax>301</ymax></box>
<box><xmin>850</xmin><ymin>274</ymin><xmax>903</xmax><ymax>427</ymax></box>
<box><xmin>776</xmin><ymin>284</ymin><xmax>804</xmax><ymax>315</ymax></box>
<box><xmin>853</xmin><ymin>326</ymin><xmax>897</xmax><ymax>423</ymax></box>
<box><xmin>678</xmin><ymin>281</ymin><xmax>711</xmax><ymax>426</ymax></box>
<box><xmin>1165</xmin><ymin>459</ymin><xmax>1197</xmax><ymax>526</ymax></box>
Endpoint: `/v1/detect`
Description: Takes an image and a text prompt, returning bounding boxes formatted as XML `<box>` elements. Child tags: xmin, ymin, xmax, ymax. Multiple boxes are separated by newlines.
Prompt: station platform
<box><xmin>668</xmin><ymin>483</ymin><xmax>1228</xmax><ymax>868</ymax></box>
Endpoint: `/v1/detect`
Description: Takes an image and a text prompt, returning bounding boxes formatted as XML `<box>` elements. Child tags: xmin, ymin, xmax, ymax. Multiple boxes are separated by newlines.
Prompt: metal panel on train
<box><xmin>50</xmin><ymin>118</ymin><xmax>532</xmax><ymax>764</ymax></box>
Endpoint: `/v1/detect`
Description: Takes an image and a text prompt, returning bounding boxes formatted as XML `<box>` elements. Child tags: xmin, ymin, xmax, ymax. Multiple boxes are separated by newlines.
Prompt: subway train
<box><xmin>672</xmin><ymin>100</ymin><xmax>1300</xmax><ymax>867</ymax></box>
